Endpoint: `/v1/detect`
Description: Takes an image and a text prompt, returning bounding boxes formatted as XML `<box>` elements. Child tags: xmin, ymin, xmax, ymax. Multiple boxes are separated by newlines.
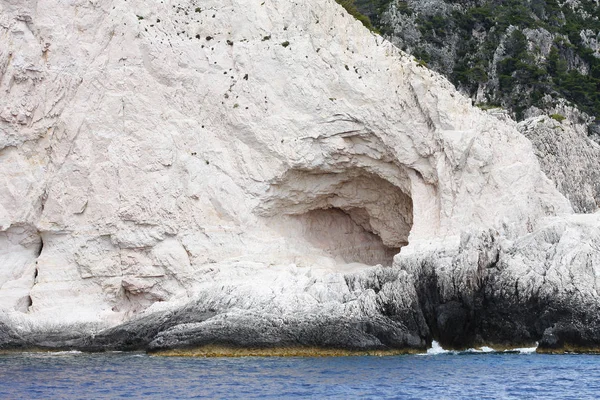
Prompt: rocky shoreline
<box><xmin>2</xmin><ymin>216</ymin><xmax>600</xmax><ymax>355</ymax></box>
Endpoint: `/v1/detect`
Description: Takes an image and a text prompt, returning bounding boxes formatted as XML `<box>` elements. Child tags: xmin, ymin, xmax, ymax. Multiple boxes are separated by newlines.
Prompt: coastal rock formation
<box><xmin>519</xmin><ymin>109</ymin><xmax>600</xmax><ymax>213</ymax></box>
<box><xmin>0</xmin><ymin>0</ymin><xmax>598</xmax><ymax>353</ymax></box>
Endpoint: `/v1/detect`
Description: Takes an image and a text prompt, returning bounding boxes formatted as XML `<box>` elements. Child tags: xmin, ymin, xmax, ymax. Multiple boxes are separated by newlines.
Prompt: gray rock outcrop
<box><xmin>519</xmin><ymin>111</ymin><xmax>600</xmax><ymax>213</ymax></box>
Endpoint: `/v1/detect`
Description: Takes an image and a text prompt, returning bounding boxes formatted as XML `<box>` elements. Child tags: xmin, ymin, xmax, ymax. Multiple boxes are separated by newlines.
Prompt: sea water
<box><xmin>0</xmin><ymin>345</ymin><xmax>599</xmax><ymax>399</ymax></box>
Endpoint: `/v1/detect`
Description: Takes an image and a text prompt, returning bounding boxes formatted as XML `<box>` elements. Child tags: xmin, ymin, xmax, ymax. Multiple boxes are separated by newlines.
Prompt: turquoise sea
<box><xmin>0</xmin><ymin>346</ymin><xmax>599</xmax><ymax>399</ymax></box>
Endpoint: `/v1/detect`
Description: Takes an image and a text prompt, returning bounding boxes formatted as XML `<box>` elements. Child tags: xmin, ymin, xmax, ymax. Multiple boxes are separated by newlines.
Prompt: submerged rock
<box><xmin>0</xmin><ymin>0</ymin><xmax>597</xmax><ymax>354</ymax></box>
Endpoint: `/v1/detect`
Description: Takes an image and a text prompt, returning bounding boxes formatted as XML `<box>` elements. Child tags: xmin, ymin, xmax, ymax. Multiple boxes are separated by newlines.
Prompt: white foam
<box><xmin>464</xmin><ymin>346</ymin><xmax>495</xmax><ymax>353</ymax></box>
<box><xmin>421</xmin><ymin>341</ymin><xmax>538</xmax><ymax>355</ymax></box>
<box><xmin>50</xmin><ymin>350</ymin><xmax>84</xmax><ymax>355</ymax></box>
<box><xmin>422</xmin><ymin>340</ymin><xmax>451</xmax><ymax>355</ymax></box>
<box><xmin>21</xmin><ymin>350</ymin><xmax>84</xmax><ymax>358</ymax></box>
<box><xmin>510</xmin><ymin>343</ymin><xmax>538</xmax><ymax>354</ymax></box>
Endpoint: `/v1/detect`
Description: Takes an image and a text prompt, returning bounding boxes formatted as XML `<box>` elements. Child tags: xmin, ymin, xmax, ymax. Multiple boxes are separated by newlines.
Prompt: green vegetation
<box><xmin>416</xmin><ymin>58</ymin><xmax>428</xmax><ymax>68</ymax></box>
<box><xmin>453</xmin><ymin>0</ymin><xmax>599</xmax><ymax>120</ymax></box>
<box><xmin>352</xmin><ymin>0</ymin><xmax>394</xmax><ymax>32</ymax></box>
<box><xmin>476</xmin><ymin>103</ymin><xmax>501</xmax><ymax>111</ymax></box>
<box><xmin>353</xmin><ymin>0</ymin><xmax>600</xmax><ymax>121</ymax></box>
<box><xmin>334</xmin><ymin>0</ymin><xmax>379</xmax><ymax>33</ymax></box>
<box><xmin>550</xmin><ymin>113</ymin><xmax>566</xmax><ymax>122</ymax></box>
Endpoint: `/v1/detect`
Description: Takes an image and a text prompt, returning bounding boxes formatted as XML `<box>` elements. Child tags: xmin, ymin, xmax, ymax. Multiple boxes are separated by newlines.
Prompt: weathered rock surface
<box><xmin>0</xmin><ymin>0</ymin><xmax>598</xmax><ymax>353</ymax></box>
<box><xmin>403</xmin><ymin>215</ymin><xmax>600</xmax><ymax>351</ymax></box>
<box><xmin>518</xmin><ymin>104</ymin><xmax>600</xmax><ymax>213</ymax></box>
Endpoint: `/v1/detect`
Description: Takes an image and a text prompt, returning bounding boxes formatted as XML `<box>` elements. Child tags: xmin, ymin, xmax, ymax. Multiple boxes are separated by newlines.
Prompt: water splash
<box><xmin>425</xmin><ymin>341</ymin><xmax>450</xmax><ymax>355</ymax></box>
<box><xmin>509</xmin><ymin>344</ymin><xmax>538</xmax><ymax>354</ymax></box>
<box><xmin>422</xmin><ymin>341</ymin><xmax>538</xmax><ymax>355</ymax></box>
<box><xmin>466</xmin><ymin>346</ymin><xmax>495</xmax><ymax>353</ymax></box>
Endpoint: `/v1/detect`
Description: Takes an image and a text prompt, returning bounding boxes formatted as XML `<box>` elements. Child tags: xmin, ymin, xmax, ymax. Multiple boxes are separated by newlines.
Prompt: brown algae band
<box><xmin>150</xmin><ymin>345</ymin><xmax>424</xmax><ymax>357</ymax></box>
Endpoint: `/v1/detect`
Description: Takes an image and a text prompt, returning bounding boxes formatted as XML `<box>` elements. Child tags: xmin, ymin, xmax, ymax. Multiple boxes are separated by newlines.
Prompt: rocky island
<box><xmin>1</xmin><ymin>0</ymin><xmax>599</xmax><ymax>355</ymax></box>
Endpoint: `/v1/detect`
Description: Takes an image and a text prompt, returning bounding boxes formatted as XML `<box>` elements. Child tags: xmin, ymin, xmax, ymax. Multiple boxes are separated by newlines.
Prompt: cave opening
<box><xmin>292</xmin><ymin>207</ymin><xmax>401</xmax><ymax>266</ymax></box>
<box><xmin>259</xmin><ymin>168</ymin><xmax>414</xmax><ymax>268</ymax></box>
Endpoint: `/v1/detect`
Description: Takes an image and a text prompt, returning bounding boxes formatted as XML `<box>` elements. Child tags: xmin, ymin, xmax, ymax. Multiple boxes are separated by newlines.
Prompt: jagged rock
<box><xmin>519</xmin><ymin>111</ymin><xmax>600</xmax><ymax>213</ymax></box>
<box><xmin>0</xmin><ymin>321</ymin><xmax>22</xmax><ymax>350</ymax></box>
<box><xmin>0</xmin><ymin>0</ymin><xmax>597</xmax><ymax>354</ymax></box>
<box><xmin>581</xmin><ymin>29</ymin><xmax>600</xmax><ymax>59</ymax></box>
<box><xmin>397</xmin><ymin>216</ymin><xmax>600</xmax><ymax>350</ymax></box>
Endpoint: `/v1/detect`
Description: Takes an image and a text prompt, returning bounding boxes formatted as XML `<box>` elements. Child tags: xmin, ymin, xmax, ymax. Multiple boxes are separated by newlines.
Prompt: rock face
<box><xmin>519</xmin><ymin>107</ymin><xmax>600</xmax><ymax>213</ymax></box>
<box><xmin>404</xmin><ymin>216</ymin><xmax>600</xmax><ymax>351</ymax></box>
<box><xmin>0</xmin><ymin>0</ymin><xmax>597</xmax><ymax>353</ymax></box>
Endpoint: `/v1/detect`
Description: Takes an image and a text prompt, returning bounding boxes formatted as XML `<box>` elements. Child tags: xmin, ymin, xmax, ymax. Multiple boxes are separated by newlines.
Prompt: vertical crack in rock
<box><xmin>27</xmin><ymin>232</ymin><xmax>43</xmax><ymax>313</ymax></box>
<box><xmin>0</xmin><ymin>225</ymin><xmax>43</xmax><ymax>313</ymax></box>
<box><xmin>35</xmin><ymin>234</ymin><xmax>43</xmax><ymax>258</ymax></box>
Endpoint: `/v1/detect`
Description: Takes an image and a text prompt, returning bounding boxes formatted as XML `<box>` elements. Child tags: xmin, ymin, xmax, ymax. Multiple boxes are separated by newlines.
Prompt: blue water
<box><xmin>1</xmin><ymin>350</ymin><xmax>599</xmax><ymax>399</ymax></box>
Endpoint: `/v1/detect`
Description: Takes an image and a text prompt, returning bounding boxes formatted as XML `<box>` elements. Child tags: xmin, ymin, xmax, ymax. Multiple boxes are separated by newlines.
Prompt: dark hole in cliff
<box><xmin>260</xmin><ymin>169</ymin><xmax>413</xmax><ymax>267</ymax></box>
<box><xmin>36</xmin><ymin>235</ymin><xmax>43</xmax><ymax>257</ymax></box>
<box><xmin>16</xmin><ymin>295</ymin><xmax>33</xmax><ymax>313</ymax></box>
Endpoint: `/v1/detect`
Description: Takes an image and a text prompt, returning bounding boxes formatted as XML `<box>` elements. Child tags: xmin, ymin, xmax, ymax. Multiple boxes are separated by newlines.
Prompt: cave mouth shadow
<box><xmin>292</xmin><ymin>207</ymin><xmax>401</xmax><ymax>266</ymax></box>
<box><xmin>259</xmin><ymin>168</ymin><xmax>414</xmax><ymax>268</ymax></box>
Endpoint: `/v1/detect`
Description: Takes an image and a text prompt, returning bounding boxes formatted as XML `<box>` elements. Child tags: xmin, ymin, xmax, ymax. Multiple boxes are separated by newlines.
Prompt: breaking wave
<box><xmin>421</xmin><ymin>341</ymin><xmax>538</xmax><ymax>355</ymax></box>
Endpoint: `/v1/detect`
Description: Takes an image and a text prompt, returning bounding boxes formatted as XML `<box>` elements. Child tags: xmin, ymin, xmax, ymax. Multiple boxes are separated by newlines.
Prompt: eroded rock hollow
<box><xmin>260</xmin><ymin>167</ymin><xmax>413</xmax><ymax>267</ymax></box>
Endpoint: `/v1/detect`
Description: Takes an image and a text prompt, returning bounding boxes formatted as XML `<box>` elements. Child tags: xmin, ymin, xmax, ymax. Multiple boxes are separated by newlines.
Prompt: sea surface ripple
<box><xmin>0</xmin><ymin>349</ymin><xmax>599</xmax><ymax>399</ymax></box>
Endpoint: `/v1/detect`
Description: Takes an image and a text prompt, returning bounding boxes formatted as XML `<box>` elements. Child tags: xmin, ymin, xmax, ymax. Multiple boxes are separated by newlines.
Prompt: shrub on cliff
<box><xmin>353</xmin><ymin>0</ymin><xmax>600</xmax><ymax>122</ymax></box>
<box><xmin>335</xmin><ymin>0</ymin><xmax>378</xmax><ymax>33</ymax></box>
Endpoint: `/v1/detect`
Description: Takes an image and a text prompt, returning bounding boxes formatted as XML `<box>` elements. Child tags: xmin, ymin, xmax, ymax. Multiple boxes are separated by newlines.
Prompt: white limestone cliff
<box><xmin>0</xmin><ymin>0</ymin><xmax>591</xmax><ymax>351</ymax></box>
